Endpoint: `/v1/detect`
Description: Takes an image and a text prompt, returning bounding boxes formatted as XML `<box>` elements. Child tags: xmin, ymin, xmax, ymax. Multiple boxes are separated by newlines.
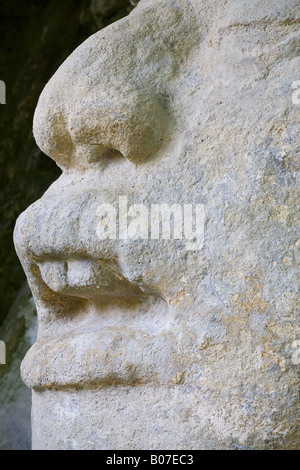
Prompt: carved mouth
<box><xmin>22</xmin><ymin>258</ymin><xmax>183</xmax><ymax>391</ymax></box>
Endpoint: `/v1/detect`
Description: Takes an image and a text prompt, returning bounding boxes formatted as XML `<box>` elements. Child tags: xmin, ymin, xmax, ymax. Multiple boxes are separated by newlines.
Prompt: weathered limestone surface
<box><xmin>14</xmin><ymin>0</ymin><xmax>299</xmax><ymax>449</ymax></box>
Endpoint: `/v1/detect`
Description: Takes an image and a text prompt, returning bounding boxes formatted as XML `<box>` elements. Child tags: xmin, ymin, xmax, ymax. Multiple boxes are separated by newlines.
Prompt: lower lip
<box><xmin>21</xmin><ymin>327</ymin><xmax>183</xmax><ymax>390</ymax></box>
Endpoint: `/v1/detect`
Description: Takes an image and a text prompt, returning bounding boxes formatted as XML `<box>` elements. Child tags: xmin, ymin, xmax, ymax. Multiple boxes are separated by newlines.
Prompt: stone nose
<box><xmin>65</xmin><ymin>88</ymin><xmax>169</xmax><ymax>167</ymax></box>
<box><xmin>32</xmin><ymin>13</ymin><xmax>171</xmax><ymax>170</ymax></box>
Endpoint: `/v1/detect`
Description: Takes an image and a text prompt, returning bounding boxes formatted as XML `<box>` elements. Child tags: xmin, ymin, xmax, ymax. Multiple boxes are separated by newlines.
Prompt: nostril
<box><xmin>87</xmin><ymin>147</ymin><xmax>126</xmax><ymax>165</ymax></box>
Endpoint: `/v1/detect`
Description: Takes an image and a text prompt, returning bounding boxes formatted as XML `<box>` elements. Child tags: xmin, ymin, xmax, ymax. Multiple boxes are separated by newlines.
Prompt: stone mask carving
<box><xmin>14</xmin><ymin>0</ymin><xmax>299</xmax><ymax>450</ymax></box>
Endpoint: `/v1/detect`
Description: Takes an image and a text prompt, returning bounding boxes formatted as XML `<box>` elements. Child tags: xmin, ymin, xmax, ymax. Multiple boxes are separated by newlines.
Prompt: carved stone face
<box><xmin>14</xmin><ymin>0</ymin><xmax>299</xmax><ymax>450</ymax></box>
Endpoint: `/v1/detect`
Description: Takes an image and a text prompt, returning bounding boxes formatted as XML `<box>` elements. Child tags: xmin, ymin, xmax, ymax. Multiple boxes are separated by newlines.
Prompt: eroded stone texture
<box><xmin>14</xmin><ymin>0</ymin><xmax>300</xmax><ymax>450</ymax></box>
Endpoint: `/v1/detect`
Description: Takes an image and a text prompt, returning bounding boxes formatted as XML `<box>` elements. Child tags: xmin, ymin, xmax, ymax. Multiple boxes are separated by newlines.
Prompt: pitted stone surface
<box><xmin>14</xmin><ymin>0</ymin><xmax>300</xmax><ymax>450</ymax></box>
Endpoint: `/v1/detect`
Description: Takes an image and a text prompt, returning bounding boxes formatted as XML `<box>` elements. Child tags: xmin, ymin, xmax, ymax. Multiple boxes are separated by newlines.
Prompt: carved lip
<box><xmin>21</xmin><ymin>328</ymin><xmax>183</xmax><ymax>391</ymax></box>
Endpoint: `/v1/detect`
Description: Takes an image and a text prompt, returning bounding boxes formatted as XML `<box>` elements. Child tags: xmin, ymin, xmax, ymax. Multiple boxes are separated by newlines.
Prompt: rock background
<box><xmin>0</xmin><ymin>0</ymin><xmax>133</xmax><ymax>450</ymax></box>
